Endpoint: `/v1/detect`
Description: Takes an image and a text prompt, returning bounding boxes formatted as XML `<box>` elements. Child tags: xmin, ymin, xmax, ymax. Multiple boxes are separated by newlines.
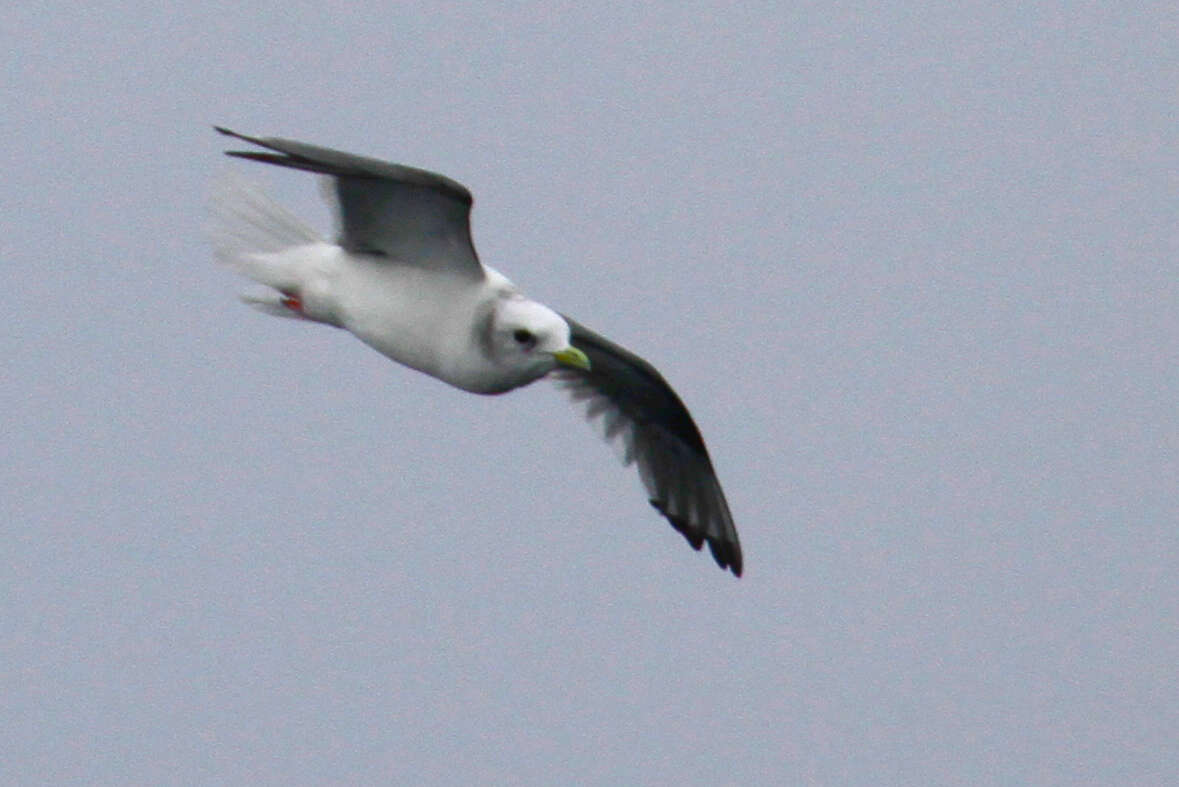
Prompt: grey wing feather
<box><xmin>215</xmin><ymin>127</ymin><xmax>482</xmax><ymax>277</ymax></box>
<box><xmin>553</xmin><ymin>318</ymin><xmax>743</xmax><ymax>576</ymax></box>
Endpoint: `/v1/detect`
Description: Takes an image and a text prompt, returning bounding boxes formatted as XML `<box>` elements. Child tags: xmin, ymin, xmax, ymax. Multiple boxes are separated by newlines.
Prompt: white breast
<box><xmin>332</xmin><ymin>255</ymin><xmax>508</xmax><ymax>392</ymax></box>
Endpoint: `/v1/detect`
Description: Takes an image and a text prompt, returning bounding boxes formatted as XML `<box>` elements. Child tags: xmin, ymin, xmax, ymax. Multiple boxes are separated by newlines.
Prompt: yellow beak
<box><xmin>552</xmin><ymin>346</ymin><xmax>591</xmax><ymax>371</ymax></box>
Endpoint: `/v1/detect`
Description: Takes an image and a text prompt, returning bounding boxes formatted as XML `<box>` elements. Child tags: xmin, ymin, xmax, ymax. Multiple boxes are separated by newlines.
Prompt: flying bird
<box><xmin>210</xmin><ymin>127</ymin><xmax>742</xmax><ymax>575</ymax></box>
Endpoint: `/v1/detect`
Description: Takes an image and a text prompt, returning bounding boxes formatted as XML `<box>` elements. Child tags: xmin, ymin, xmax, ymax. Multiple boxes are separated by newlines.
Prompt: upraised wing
<box><xmin>553</xmin><ymin>318</ymin><xmax>742</xmax><ymax>576</ymax></box>
<box><xmin>215</xmin><ymin>127</ymin><xmax>482</xmax><ymax>277</ymax></box>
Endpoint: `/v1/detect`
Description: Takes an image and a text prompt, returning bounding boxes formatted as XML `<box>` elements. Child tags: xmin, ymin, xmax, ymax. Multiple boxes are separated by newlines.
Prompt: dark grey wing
<box><xmin>215</xmin><ymin>127</ymin><xmax>482</xmax><ymax>277</ymax></box>
<box><xmin>553</xmin><ymin>318</ymin><xmax>742</xmax><ymax>576</ymax></box>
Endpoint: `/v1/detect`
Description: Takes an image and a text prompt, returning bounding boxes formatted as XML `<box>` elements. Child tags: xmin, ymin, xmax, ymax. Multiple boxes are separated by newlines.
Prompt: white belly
<box><xmin>332</xmin><ymin>255</ymin><xmax>503</xmax><ymax>392</ymax></box>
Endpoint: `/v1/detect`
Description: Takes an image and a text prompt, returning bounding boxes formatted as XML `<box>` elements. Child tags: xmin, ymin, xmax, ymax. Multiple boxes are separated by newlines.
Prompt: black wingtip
<box><xmin>222</xmin><ymin>151</ymin><xmax>287</xmax><ymax>165</ymax></box>
<box><xmin>651</xmin><ymin>500</ymin><xmax>742</xmax><ymax>577</ymax></box>
<box><xmin>214</xmin><ymin>127</ymin><xmax>272</xmax><ymax>154</ymax></box>
<box><xmin>214</xmin><ymin>125</ymin><xmax>250</xmax><ymax>141</ymax></box>
<box><xmin>710</xmin><ymin>540</ymin><xmax>743</xmax><ymax>578</ymax></box>
<box><xmin>213</xmin><ymin>125</ymin><xmax>244</xmax><ymax>142</ymax></box>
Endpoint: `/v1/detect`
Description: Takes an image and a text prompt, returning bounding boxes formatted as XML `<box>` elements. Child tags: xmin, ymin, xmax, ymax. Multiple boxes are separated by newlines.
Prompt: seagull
<box><xmin>210</xmin><ymin>127</ymin><xmax>742</xmax><ymax>576</ymax></box>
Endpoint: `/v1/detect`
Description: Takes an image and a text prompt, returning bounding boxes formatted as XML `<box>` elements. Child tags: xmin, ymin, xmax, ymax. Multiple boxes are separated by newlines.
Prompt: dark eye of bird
<box><xmin>513</xmin><ymin>329</ymin><xmax>534</xmax><ymax>345</ymax></box>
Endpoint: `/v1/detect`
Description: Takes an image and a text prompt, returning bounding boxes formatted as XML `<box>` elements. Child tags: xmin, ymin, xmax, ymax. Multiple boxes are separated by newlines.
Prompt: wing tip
<box><xmin>650</xmin><ymin>500</ymin><xmax>743</xmax><ymax>577</ymax></box>
<box><xmin>214</xmin><ymin>126</ymin><xmax>280</xmax><ymax>164</ymax></box>
<box><xmin>214</xmin><ymin>125</ymin><xmax>257</xmax><ymax>145</ymax></box>
<box><xmin>212</xmin><ymin>125</ymin><xmax>475</xmax><ymax>207</ymax></box>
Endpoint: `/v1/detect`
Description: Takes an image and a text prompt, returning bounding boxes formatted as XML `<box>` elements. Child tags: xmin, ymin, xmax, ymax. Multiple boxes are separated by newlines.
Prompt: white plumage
<box><xmin>211</xmin><ymin>127</ymin><xmax>742</xmax><ymax>575</ymax></box>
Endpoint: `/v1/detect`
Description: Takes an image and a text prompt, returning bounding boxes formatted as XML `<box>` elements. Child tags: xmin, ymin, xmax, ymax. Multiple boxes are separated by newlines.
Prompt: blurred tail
<box><xmin>208</xmin><ymin>172</ymin><xmax>322</xmax><ymax>263</ymax></box>
<box><xmin>208</xmin><ymin>173</ymin><xmax>335</xmax><ymax>321</ymax></box>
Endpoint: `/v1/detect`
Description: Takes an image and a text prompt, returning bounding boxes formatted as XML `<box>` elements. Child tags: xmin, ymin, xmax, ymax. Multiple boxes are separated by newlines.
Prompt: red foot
<box><xmin>281</xmin><ymin>293</ymin><xmax>304</xmax><ymax>313</ymax></box>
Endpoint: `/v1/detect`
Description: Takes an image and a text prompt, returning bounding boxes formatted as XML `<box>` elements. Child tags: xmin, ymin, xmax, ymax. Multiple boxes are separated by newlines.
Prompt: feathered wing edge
<box><xmin>214</xmin><ymin>126</ymin><xmax>482</xmax><ymax>277</ymax></box>
<box><xmin>552</xmin><ymin>319</ymin><xmax>743</xmax><ymax>576</ymax></box>
<box><xmin>214</xmin><ymin>126</ymin><xmax>473</xmax><ymax>205</ymax></box>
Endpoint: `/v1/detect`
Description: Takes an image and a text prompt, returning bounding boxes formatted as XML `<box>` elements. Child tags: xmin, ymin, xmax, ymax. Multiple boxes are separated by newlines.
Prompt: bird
<box><xmin>210</xmin><ymin>127</ymin><xmax>742</xmax><ymax>576</ymax></box>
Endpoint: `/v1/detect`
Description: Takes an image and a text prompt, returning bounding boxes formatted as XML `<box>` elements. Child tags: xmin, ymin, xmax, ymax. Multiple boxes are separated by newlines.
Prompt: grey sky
<box><xmin>3</xmin><ymin>1</ymin><xmax>1176</xmax><ymax>783</ymax></box>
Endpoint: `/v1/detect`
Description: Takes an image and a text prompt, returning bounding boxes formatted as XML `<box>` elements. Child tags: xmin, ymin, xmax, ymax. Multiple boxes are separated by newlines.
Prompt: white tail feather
<box><xmin>208</xmin><ymin>173</ymin><xmax>339</xmax><ymax>324</ymax></box>
<box><xmin>208</xmin><ymin>172</ymin><xmax>322</xmax><ymax>263</ymax></box>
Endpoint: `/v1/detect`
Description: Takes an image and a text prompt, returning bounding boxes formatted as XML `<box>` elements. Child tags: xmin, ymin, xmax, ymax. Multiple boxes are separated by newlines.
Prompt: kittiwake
<box><xmin>210</xmin><ymin>127</ymin><xmax>742</xmax><ymax>576</ymax></box>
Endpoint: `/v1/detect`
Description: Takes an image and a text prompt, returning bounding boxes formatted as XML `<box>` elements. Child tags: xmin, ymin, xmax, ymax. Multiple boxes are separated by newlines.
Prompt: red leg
<box><xmin>281</xmin><ymin>292</ymin><xmax>304</xmax><ymax>313</ymax></box>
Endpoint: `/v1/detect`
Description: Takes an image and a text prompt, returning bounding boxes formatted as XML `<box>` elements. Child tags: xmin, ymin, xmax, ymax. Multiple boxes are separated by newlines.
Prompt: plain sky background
<box><xmin>3</xmin><ymin>2</ymin><xmax>1176</xmax><ymax>784</ymax></box>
